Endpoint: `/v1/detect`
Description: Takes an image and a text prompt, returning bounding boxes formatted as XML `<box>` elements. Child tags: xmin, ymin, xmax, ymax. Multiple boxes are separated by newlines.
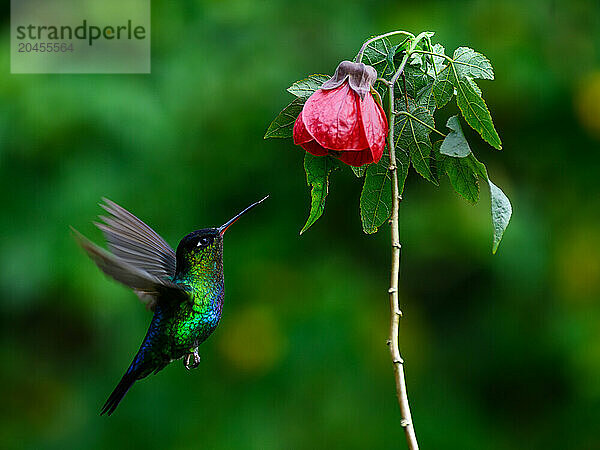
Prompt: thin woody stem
<box><xmin>384</xmin><ymin>30</ymin><xmax>433</xmax><ymax>449</ymax></box>
<box><xmin>355</xmin><ymin>30</ymin><xmax>415</xmax><ymax>63</ymax></box>
<box><xmin>386</xmin><ymin>49</ymin><xmax>419</xmax><ymax>450</ymax></box>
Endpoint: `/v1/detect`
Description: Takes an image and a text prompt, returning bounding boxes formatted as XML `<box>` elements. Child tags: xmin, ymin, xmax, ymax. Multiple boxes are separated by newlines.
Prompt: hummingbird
<box><xmin>73</xmin><ymin>196</ymin><xmax>268</xmax><ymax>415</ymax></box>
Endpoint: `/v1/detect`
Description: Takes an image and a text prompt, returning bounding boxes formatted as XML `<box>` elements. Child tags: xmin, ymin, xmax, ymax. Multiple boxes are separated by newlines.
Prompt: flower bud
<box><xmin>293</xmin><ymin>61</ymin><xmax>388</xmax><ymax>167</ymax></box>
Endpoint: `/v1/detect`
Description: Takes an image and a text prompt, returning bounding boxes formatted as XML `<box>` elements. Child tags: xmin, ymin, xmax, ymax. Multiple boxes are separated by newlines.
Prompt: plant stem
<box><xmin>386</xmin><ymin>49</ymin><xmax>419</xmax><ymax>450</ymax></box>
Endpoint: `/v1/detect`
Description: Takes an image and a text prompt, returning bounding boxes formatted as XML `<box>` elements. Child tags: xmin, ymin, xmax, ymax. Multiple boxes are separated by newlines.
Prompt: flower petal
<box><xmin>359</xmin><ymin>92</ymin><xmax>388</xmax><ymax>164</ymax></box>
<box><xmin>336</xmin><ymin>148</ymin><xmax>374</xmax><ymax>167</ymax></box>
<box><xmin>300</xmin><ymin>140</ymin><xmax>329</xmax><ymax>156</ymax></box>
<box><xmin>293</xmin><ymin>111</ymin><xmax>313</xmax><ymax>145</ymax></box>
<box><xmin>293</xmin><ymin>112</ymin><xmax>328</xmax><ymax>155</ymax></box>
<box><xmin>302</xmin><ymin>83</ymin><xmax>369</xmax><ymax>151</ymax></box>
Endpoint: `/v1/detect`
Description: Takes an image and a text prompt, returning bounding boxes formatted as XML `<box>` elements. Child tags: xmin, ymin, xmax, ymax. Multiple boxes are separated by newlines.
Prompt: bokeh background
<box><xmin>1</xmin><ymin>0</ymin><xmax>599</xmax><ymax>448</ymax></box>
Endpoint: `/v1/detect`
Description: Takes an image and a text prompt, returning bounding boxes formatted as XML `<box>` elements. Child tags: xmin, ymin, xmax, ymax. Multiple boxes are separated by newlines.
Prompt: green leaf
<box><xmin>453</xmin><ymin>77</ymin><xmax>502</xmax><ymax>149</ymax></box>
<box><xmin>443</xmin><ymin>154</ymin><xmax>481</xmax><ymax>203</ymax></box>
<box><xmin>433</xmin><ymin>66</ymin><xmax>454</xmax><ymax>108</ymax></box>
<box><xmin>432</xmin><ymin>65</ymin><xmax>454</xmax><ymax>108</ymax></box>
<box><xmin>431</xmin><ymin>47</ymin><xmax>500</xmax><ymax>149</ymax></box>
<box><xmin>467</xmin><ymin>152</ymin><xmax>488</xmax><ymax>179</ymax></box>
<box><xmin>440</xmin><ymin>115</ymin><xmax>471</xmax><ymax>157</ymax></box>
<box><xmin>352</xmin><ymin>165</ymin><xmax>367</xmax><ymax>177</ymax></box>
<box><xmin>453</xmin><ymin>47</ymin><xmax>494</xmax><ymax>80</ymax></box>
<box><xmin>426</xmin><ymin>43</ymin><xmax>447</xmax><ymax>78</ymax></box>
<box><xmin>408</xmin><ymin>52</ymin><xmax>423</xmax><ymax>67</ymax></box>
<box><xmin>399</xmin><ymin>63</ymin><xmax>431</xmax><ymax>99</ymax></box>
<box><xmin>264</xmin><ymin>98</ymin><xmax>303</xmax><ymax>139</ymax></box>
<box><xmin>360</xmin><ymin>155</ymin><xmax>392</xmax><ymax>234</ymax></box>
<box><xmin>436</xmin><ymin>132</ymin><xmax>488</xmax><ymax>202</ymax></box>
<box><xmin>416</xmin><ymin>82</ymin><xmax>437</xmax><ymax>114</ymax></box>
<box><xmin>431</xmin><ymin>140</ymin><xmax>446</xmax><ymax>181</ymax></box>
<box><xmin>466</xmin><ymin>76</ymin><xmax>482</xmax><ymax>96</ymax></box>
<box><xmin>467</xmin><ymin>155</ymin><xmax>512</xmax><ymax>253</ymax></box>
<box><xmin>360</xmin><ymin>37</ymin><xmax>394</xmax><ymax>78</ymax></box>
<box><xmin>434</xmin><ymin>143</ymin><xmax>512</xmax><ymax>252</ymax></box>
<box><xmin>429</xmin><ymin>47</ymin><xmax>500</xmax><ymax>150</ymax></box>
<box><xmin>395</xmin><ymin>105</ymin><xmax>438</xmax><ymax>184</ymax></box>
<box><xmin>287</xmin><ymin>74</ymin><xmax>330</xmax><ymax>100</ymax></box>
<box><xmin>396</xmin><ymin>147</ymin><xmax>410</xmax><ymax>196</ymax></box>
<box><xmin>489</xmin><ymin>180</ymin><xmax>512</xmax><ymax>254</ymax></box>
<box><xmin>300</xmin><ymin>154</ymin><xmax>339</xmax><ymax>234</ymax></box>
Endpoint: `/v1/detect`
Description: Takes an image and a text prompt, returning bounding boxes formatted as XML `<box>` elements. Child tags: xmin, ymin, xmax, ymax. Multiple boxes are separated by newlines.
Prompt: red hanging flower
<box><xmin>293</xmin><ymin>61</ymin><xmax>388</xmax><ymax>167</ymax></box>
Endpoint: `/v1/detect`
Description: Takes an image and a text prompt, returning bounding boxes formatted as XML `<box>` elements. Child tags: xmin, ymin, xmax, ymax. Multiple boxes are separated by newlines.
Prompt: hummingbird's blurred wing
<box><xmin>94</xmin><ymin>198</ymin><xmax>177</xmax><ymax>281</ymax></box>
<box><xmin>72</xmin><ymin>229</ymin><xmax>187</xmax><ymax>309</ymax></box>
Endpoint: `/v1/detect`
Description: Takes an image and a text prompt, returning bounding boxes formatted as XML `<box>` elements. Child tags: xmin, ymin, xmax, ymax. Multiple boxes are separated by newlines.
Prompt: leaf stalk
<box><xmin>396</xmin><ymin>111</ymin><xmax>447</xmax><ymax>137</ymax></box>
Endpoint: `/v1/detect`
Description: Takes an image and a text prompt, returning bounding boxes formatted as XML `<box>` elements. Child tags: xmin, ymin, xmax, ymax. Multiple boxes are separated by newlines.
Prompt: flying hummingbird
<box><xmin>73</xmin><ymin>196</ymin><xmax>268</xmax><ymax>415</ymax></box>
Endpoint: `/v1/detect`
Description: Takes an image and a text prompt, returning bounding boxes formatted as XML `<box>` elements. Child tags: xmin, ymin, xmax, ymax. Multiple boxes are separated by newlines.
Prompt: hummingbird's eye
<box><xmin>197</xmin><ymin>237</ymin><xmax>211</xmax><ymax>247</ymax></box>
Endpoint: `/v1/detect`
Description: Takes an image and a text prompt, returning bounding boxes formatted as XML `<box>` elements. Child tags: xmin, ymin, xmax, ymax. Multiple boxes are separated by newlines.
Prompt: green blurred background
<box><xmin>1</xmin><ymin>0</ymin><xmax>599</xmax><ymax>448</ymax></box>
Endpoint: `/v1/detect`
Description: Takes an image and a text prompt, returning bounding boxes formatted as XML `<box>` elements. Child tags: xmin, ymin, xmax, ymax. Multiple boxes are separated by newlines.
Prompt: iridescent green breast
<box><xmin>173</xmin><ymin>280</ymin><xmax>225</xmax><ymax>347</ymax></box>
<box><xmin>170</xmin><ymin>233</ymin><xmax>225</xmax><ymax>352</ymax></box>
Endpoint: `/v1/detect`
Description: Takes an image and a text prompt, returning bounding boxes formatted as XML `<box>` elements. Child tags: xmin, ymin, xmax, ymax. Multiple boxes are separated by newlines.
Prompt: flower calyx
<box><xmin>321</xmin><ymin>60</ymin><xmax>378</xmax><ymax>100</ymax></box>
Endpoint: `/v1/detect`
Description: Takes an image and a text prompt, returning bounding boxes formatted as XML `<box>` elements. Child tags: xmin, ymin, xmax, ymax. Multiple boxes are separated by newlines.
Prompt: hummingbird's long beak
<box><xmin>218</xmin><ymin>195</ymin><xmax>269</xmax><ymax>236</ymax></box>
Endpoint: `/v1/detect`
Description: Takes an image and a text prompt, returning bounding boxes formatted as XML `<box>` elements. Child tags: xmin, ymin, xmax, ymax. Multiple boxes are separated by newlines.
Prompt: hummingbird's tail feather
<box><xmin>100</xmin><ymin>368</ymin><xmax>140</xmax><ymax>416</ymax></box>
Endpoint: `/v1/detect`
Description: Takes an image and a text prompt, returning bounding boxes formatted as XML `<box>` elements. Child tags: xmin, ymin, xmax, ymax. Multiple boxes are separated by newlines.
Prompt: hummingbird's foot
<box><xmin>184</xmin><ymin>349</ymin><xmax>201</xmax><ymax>370</ymax></box>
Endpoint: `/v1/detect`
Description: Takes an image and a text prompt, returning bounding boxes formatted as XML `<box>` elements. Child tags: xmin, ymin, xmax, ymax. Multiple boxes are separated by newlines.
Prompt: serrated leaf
<box><xmin>416</xmin><ymin>82</ymin><xmax>437</xmax><ymax>114</ymax></box>
<box><xmin>432</xmin><ymin>47</ymin><xmax>500</xmax><ymax>148</ymax></box>
<box><xmin>466</xmin><ymin>76</ymin><xmax>482</xmax><ymax>96</ymax></box>
<box><xmin>287</xmin><ymin>74</ymin><xmax>330</xmax><ymax>100</ymax></box>
<box><xmin>360</xmin><ymin>37</ymin><xmax>394</xmax><ymax>78</ymax></box>
<box><xmin>409</xmin><ymin>52</ymin><xmax>423</xmax><ymax>67</ymax></box>
<box><xmin>300</xmin><ymin>154</ymin><xmax>339</xmax><ymax>234</ymax></box>
<box><xmin>264</xmin><ymin>98</ymin><xmax>304</xmax><ymax>139</ymax></box>
<box><xmin>399</xmin><ymin>63</ymin><xmax>431</xmax><ymax>99</ymax></box>
<box><xmin>453</xmin><ymin>47</ymin><xmax>494</xmax><ymax>80</ymax></box>
<box><xmin>395</xmin><ymin>105</ymin><xmax>438</xmax><ymax>184</ymax></box>
<box><xmin>440</xmin><ymin>115</ymin><xmax>471</xmax><ymax>157</ymax></box>
<box><xmin>454</xmin><ymin>77</ymin><xmax>502</xmax><ymax>149</ymax></box>
<box><xmin>426</xmin><ymin>43</ymin><xmax>447</xmax><ymax>78</ymax></box>
<box><xmin>427</xmin><ymin>45</ymin><xmax>499</xmax><ymax>148</ymax></box>
<box><xmin>489</xmin><ymin>180</ymin><xmax>512</xmax><ymax>254</ymax></box>
<box><xmin>432</xmin><ymin>65</ymin><xmax>454</xmax><ymax>108</ymax></box>
<box><xmin>360</xmin><ymin>155</ymin><xmax>392</xmax><ymax>234</ymax></box>
<box><xmin>443</xmin><ymin>154</ymin><xmax>480</xmax><ymax>203</ymax></box>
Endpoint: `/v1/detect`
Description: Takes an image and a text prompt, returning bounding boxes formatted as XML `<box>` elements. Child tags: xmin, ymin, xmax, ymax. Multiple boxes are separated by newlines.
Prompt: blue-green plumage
<box><xmin>73</xmin><ymin>197</ymin><xmax>267</xmax><ymax>415</ymax></box>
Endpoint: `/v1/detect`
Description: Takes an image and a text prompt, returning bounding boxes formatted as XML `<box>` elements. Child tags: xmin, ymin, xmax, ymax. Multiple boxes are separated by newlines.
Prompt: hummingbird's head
<box><xmin>174</xmin><ymin>228</ymin><xmax>223</xmax><ymax>282</ymax></box>
<box><xmin>175</xmin><ymin>196</ymin><xmax>268</xmax><ymax>277</ymax></box>
<box><xmin>176</xmin><ymin>228</ymin><xmax>222</xmax><ymax>258</ymax></box>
